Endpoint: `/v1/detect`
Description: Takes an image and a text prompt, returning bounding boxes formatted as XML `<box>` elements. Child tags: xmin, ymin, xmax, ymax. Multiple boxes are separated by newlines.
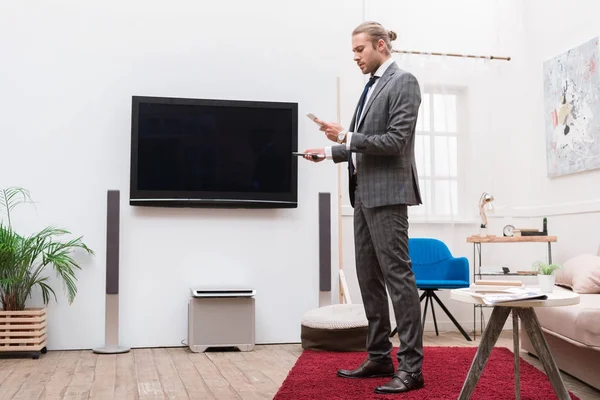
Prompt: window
<box><xmin>410</xmin><ymin>89</ymin><xmax>463</xmax><ymax>220</ymax></box>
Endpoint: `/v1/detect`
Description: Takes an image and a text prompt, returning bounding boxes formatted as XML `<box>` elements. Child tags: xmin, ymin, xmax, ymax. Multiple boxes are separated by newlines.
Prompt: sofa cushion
<box><xmin>533</xmin><ymin>287</ymin><xmax>600</xmax><ymax>347</ymax></box>
<box><xmin>555</xmin><ymin>254</ymin><xmax>600</xmax><ymax>294</ymax></box>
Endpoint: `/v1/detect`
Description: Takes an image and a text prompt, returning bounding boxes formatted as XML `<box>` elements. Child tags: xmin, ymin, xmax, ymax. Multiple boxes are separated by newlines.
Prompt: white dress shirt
<box><xmin>325</xmin><ymin>57</ymin><xmax>396</xmax><ymax>170</ymax></box>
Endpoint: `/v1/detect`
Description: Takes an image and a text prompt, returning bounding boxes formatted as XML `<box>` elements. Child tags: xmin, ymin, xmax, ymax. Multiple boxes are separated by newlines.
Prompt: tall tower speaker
<box><xmin>319</xmin><ymin>192</ymin><xmax>331</xmax><ymax>292</ymax></box>
<box><xmin>93</xmin><ymin>190</ymin><xmax>130</xmax><ymax>354</ymax></box>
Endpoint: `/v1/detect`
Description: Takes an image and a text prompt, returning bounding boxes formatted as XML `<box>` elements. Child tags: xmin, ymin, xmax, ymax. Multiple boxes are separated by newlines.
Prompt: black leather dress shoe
<box><xmin>337</xmin><ymin>359</ymin><xmax>394</xmax><ymax>379</ymax></box>
<box><xmin>374</xmin><ymin>370</ymin><xmax>425</xmax><ymax>394</ymax></box>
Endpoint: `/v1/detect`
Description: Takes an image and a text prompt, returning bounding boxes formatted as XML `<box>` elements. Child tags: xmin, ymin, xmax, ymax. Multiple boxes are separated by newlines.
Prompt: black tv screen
<box><xmin>129</xmin><ymin>96</ymin><xmax>298</xmax><ymax>208</ymax></box>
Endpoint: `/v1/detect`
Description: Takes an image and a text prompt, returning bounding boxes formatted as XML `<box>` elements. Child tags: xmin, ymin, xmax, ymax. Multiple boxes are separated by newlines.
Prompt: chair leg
<box><xmin>390</xmin><ymin>290</ymin><xmax>472</xmax><ymax>341</ymax></box>
<box><xmin>430</xmin><ymin>291</ymin><xmax>472</xmax><ymax>341</ymax></box>
<box><xmin>422</xmin><ymin>290</ymin><xmax>439</xmax><ymax>336</ymax></box>
<box><xmin>422</xmin><ymin>293</ymin><xmax>430</xmax><ymax>331</ymax></box>
<box><xmin>429</xmin><ymin>292</ymin><xmax>439</xmax><ymax>336</ymax></box>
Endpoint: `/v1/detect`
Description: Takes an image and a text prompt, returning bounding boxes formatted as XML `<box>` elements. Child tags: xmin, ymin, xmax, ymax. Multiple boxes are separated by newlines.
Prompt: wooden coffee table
<box><xmin>451</xmin><ymin>288</ymin><xmax>580</xmax><ymax>400</ymax></box>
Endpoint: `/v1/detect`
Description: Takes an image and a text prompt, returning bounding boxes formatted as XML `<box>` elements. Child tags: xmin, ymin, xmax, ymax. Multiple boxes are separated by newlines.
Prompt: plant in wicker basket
<box><xmin>0</xmin><ymin>187</ymin><xmax>94</xmax><ymax>357</ymax></box>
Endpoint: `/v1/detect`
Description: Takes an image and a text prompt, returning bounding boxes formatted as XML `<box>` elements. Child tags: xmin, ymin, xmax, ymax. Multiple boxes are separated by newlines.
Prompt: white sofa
<box><xmin>520</xmin><ymin>253</ymin><xmax>600</xmax><ymax>390</ymax></box>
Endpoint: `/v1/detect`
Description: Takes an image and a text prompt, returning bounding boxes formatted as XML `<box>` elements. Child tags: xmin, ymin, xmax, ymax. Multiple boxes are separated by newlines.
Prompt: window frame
<box><xmin>410</xmin><ymin>85</ymin><xmax>469</xmax><ymax>221</ymax></box>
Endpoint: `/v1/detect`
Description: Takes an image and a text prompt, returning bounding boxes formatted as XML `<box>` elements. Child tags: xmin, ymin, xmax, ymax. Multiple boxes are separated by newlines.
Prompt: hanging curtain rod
<box><xmin>392</xmin><ymin>49</ymin><xmax>511</xmax><ymax>61</ymax></box>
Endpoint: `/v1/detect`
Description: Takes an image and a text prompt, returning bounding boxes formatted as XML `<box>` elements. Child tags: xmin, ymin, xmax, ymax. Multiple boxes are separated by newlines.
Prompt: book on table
<box><xmin>474</xmin><ymin>280</ymin><xmax>523</xmax><ymax>287</ymax></box>
<box><xmin>469</xmin><ymin>280</ymin><xmax>525</xmax><ymax>293</ymax></box>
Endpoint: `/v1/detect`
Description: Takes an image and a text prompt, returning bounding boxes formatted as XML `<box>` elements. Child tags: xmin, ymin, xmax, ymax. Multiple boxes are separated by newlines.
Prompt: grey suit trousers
<box><xmin>353</xmin><ymin>191</ymin><xmax>423</xmax><ymax>372</ymax></box>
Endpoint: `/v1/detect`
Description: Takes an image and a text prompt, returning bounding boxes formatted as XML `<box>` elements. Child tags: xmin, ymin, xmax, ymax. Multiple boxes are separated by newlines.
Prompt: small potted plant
<box><xmin>0</xmin><ymin>187</ymin><xmax>94</xmax><ymax>358</ymax></box>
<box><xmin>533</xmin><ymin>260</ymin><xmax>561</xmax><ymax>293</ymax></box>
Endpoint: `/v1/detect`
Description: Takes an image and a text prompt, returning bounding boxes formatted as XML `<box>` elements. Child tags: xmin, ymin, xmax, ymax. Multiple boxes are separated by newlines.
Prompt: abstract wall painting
<box><xmin>543</xmin><ymin>37</ymin><xmax>600</xmax><ymax>177</ymax></box>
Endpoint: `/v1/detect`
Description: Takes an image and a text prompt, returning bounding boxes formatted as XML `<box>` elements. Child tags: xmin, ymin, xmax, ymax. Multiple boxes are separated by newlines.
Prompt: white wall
<box><xmin>519</xmin><ymin>0</ymin><xmax>600</xmax><ymax>207</ymax></box>
<box><xmin>405</xmin><ymin>0</ymin><xmax>600</xmax><ymax>333</ymax></box>
<box><xmin>488</xmin><ymin>0</ymin><xmax>600</xmax><ymax>261</ymax></box>
<box><xmin>473</xmin><ymin>0</ymin><xmax>600</xmax><ymax>333</ymax></box>
<box><xmin>0</xmin><ymin>0</ymin><xmax>371</xmax><ymax>350</ymax></box>
<box><xmin>5</xmin><ymin>0</ymin><xmax>597</xmax><ymax>349</ymax></box>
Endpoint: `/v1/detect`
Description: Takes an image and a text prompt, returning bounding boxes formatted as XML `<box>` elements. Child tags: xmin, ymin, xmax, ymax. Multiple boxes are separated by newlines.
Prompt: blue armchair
<box><xmin>391</xmin><ymin>238</ymin><xmax>472</xmax><ymax>341</ymax></box>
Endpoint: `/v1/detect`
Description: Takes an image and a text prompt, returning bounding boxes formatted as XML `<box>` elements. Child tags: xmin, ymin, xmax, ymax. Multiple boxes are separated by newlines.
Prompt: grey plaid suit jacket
<box><xmin>332</xmin><ymin>62</ymin><xmax>422</xmax><ymax>208</ymax></box>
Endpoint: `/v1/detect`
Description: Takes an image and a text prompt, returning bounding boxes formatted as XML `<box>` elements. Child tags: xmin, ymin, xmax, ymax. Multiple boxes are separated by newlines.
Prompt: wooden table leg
<box><xmin>513</xmin><ymin>310</ymin><xmax>520</xmax><ymax>400</ymax></box>
<box><xmin>517</xmin><ymin>308</ymin><xmax>570</xmax><ymax>400</ymax></box>
<box><xmin>458</xmin><ymin>306</ymin><xmax>511</xmax><ymax>400</ymax></box>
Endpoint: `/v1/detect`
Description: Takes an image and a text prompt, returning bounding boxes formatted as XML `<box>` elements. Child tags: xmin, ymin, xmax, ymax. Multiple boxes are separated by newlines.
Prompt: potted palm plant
<box><xmin>533</xmin><ymin>260</ymin><xmax>561</xmax><ymax>293</ymax></box>
<box><xmin>0</xmin><ymin>187</ymin><xmax>94</xmax><ymax>358</ymax></box>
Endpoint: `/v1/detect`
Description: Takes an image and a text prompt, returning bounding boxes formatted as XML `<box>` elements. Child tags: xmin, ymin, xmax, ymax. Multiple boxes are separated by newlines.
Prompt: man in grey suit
<box><xmin>303</xmin><ymin>21</ymin><xmax>424</xmax><ymax>395</ymax></box>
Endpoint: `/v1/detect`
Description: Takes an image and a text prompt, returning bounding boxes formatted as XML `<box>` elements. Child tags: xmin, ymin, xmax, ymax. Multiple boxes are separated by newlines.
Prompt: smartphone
<box><xmin>306</xmin><ymin>113</ymin><xmax>324</xmax><ymax>127</ymax></box>
<box><xmin>292</xmin><ymin>151</ymin><xmax>324</xmax><ymax>160</ymax></box>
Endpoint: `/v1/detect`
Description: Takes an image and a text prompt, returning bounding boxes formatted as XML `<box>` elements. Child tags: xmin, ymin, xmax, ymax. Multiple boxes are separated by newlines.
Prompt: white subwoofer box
<box><xmin>187</xmin><ymin>289</ymin><xmax>256</xmax><ymax>352</ymax></box>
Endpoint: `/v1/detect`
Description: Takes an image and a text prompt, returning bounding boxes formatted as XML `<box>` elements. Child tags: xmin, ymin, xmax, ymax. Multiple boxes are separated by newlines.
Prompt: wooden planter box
<box><xmin>0</xmin><ymin>308</ymin><xmax>48</xmax><ymax>358</ymax></box>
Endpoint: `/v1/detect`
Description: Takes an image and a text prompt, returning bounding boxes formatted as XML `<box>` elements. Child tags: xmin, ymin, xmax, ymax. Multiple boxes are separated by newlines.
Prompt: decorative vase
<box><xmin>538</xmin><ymin>274</ymin><xmax>555</xmax><ymax>293</ymax></box>
<box><xmin>479</xmin><ymin>227</ymin><xmax>487</xmax><ymax>237</ymax></box>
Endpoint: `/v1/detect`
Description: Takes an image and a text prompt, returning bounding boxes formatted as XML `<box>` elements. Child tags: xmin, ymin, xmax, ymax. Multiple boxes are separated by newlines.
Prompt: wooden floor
<box><xmin>0</xmin><ymin>331</ymin><xmax>599</xmax><ymax>399</ymax></box>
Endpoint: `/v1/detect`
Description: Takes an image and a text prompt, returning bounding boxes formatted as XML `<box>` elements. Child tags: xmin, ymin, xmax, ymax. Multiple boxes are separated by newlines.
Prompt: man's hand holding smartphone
<box><xmin>292</xmin><ymin>150</ymin><xmax>325</xmax><ymax>162</ymax></box>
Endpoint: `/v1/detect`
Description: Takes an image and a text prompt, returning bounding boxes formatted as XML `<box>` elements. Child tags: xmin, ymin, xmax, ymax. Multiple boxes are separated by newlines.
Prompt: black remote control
<box><xmin>292</xmin><ymin>152</ymin><xmax>324</xmax><ymax>160</ymax></box>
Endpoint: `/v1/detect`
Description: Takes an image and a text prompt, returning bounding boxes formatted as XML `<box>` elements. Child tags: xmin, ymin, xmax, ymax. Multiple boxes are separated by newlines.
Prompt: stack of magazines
<box><xmin>467</xmin><ymin>281</ymin><xmax>548</xmax><ymax>305</ymax></box>
<box><xmin>478</xmin><ymin>288</ymin><xmax>548</xmax><ymax>305</ymax></box>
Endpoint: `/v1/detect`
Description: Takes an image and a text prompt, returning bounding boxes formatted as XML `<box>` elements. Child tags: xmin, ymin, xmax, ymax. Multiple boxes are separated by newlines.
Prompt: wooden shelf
<box><xmin>467</xmin><ymin>235</ymin><xmax>557</xmax><ymax>243</ymax></box>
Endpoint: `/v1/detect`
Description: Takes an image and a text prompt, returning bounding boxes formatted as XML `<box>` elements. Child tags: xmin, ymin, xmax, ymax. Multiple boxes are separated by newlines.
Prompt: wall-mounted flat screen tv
<box><xmin>129</xmin><ymin>96</ymin><xmax>298</xmax><ymax>208</ymax></box>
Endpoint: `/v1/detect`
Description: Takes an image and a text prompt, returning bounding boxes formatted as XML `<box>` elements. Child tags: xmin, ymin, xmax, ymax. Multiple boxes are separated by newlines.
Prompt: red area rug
<box><xmin>274</xmin><ymin>346</ymin><xmax>579</xmax><ymax>400</ymax></box>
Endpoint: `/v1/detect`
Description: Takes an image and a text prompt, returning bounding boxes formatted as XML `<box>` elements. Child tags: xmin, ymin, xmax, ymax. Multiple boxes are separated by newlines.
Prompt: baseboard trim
<box><xmin>421</xmin><ymin>320</ymin><xmax>511</xmax><ymax>334</ymax></box>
